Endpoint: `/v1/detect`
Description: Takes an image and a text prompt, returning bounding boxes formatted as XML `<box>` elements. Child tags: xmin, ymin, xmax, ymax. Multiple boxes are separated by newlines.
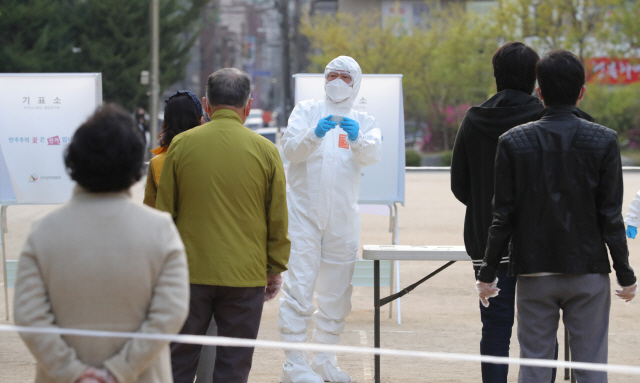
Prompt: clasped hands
<box><xmin>314</xmin><ymin>115</ymin><xmax>359</xmax><ymax>141</ymax></box>
<box><xmin>75</xmin><ymin>368</ymin><xmax>117</xmax><ymax>383</ymax></box>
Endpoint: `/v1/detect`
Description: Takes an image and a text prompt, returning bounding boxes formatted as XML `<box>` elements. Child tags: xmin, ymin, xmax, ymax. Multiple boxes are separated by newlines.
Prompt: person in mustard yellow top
<box><xmin>143</xmin><ymin>90</ymin><xmax>205</xmax><ymax>208</ymax></box>
<box><xmin>156</xmin><ymin>68</ymin><xmax>290</xmax><ymax>383</ymax></box>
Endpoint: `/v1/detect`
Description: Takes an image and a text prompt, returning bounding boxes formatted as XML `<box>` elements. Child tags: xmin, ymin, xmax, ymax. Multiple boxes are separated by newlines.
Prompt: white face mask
<box><xmin>325</xmin><ymin>78</ymin><xmax>352</xmax><ymax>102</ymax></box>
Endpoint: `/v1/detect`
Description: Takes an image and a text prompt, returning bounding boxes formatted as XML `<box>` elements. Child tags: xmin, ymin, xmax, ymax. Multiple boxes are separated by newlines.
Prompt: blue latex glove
<box><xmin>627</xmin><ymin>225</ymin><xmax>637</xmax><ymax>239</ymax></box>
<box><xmin>314</xmin><ymin>115</ymin><xmax>337</xmax><ymax>138</ymax></box>
<box><xmin>340</xmin><ymin>117</ymin><xmax>360</xmax><ymax>141</ymax></box>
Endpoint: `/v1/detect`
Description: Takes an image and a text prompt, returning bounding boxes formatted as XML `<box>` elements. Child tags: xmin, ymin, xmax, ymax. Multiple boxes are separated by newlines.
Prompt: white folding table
<box><xmin>362</xmin><ymin>245</ymin><xmax>574</xmax><ymax>383</ymax></box>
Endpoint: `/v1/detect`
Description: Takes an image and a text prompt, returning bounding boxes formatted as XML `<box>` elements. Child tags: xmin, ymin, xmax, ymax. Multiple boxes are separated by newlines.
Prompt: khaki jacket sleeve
<box><xmin>156</xmin><ymin>139</ymin><xmax>182</xmax><ymax>219</ymax></box>
<box><xmin>103</xmin><ymin>216</ymin><xmax>190</xmax><ymax>383</ymax></box>
<box><xmin>265</xmin><ymin>148</ymin><xmax>290</xmax><ymax>274</ymax></box>
<box><xmin>13</xmin><ymin>234</ymin><xmax>88</xmax><ymax>383</ymax></box>
<box><xmin>143</xmin><ymin>163</ymin><xmax>157</xmax><ymax>208</ymax></box>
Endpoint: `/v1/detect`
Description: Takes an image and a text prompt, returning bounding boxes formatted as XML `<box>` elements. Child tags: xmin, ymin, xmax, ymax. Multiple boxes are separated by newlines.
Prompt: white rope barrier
<box><xmin>2</xmin><ymin>324</ymin><xmax>640</xmax><ymax>375</ymax></box>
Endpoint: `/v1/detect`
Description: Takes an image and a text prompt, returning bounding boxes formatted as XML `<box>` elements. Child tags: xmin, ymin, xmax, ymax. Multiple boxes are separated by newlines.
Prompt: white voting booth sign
<box><xmin>294</xmin><ymin>74</ymin><xmax>406</xmax><ymax>322</ymax></box>
<box><xmin>0</xmin><ymin>73</ymin><xmax>102</xmax><ymax>319</ymax></box>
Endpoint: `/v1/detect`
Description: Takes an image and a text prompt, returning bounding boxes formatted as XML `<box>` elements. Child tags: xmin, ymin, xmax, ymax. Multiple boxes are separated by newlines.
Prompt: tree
<box><xmin>579</xmin><ymin>84</ymin><xmax>640</xmax><ymax>138</ymax></box>
<box><xmin>495</xmin><ymin>0</ymin><xmax>614</xmax><ymax>60</ymax></box>
<box><xmin>302</xmin><ymin>5</ymin><xmax>497</xmax><ymax>150</ymax></box>
<box><xmin>277</xmin><ymin>0</ymin><xmax>293</xmax><ymax>126</ymax></box>
<box><xmin>606</xmin><ymin>0</ymin><xmax>640</xmax><ymax>56</ymax></box>
<box><xmin>0</xmin><ymin>0</ymin><xmax>78</xmax><ymax>72</ymax></box>
<box><xmin>302</xmin><ymin>0</ymin><xmax>640</xmax><ymax>149</ymax></box>
<box><xmin>495</xmin><ymin>0</ymin><xmax>640</xmax><ymax>140</ymax></box>
<box><xmin>0</xmin><ymin>0</ymin><xmax>207</xmax><ymax>110</ymax></box>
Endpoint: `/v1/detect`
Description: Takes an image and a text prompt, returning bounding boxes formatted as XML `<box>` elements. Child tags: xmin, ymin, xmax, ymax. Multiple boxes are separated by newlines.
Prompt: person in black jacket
<box><xmin>451</xmin><ymin>41</ymin><xmax>545</xmax><ymax>383</ymax></box>
<box><xmin>477</xmin><ymin>49</ymin><xmax>638</xmax><ymax>382</ymax></box>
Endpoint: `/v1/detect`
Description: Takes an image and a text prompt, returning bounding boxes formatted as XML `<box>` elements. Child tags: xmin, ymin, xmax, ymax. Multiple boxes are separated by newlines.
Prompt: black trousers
<box><xmin>171</xmin><ymin>284</ymin><xmax>264</xmax><ymax>383</ymax></box>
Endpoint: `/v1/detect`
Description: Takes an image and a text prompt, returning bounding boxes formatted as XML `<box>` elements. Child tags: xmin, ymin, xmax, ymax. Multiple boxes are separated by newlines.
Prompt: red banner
<box><xmin>586</xmin><ymin>58</ymin><xmax>640</xmax><ymax>84</ymax></box>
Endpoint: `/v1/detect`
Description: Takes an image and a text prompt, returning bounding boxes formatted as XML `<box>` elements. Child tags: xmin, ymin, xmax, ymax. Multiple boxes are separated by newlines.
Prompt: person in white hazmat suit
<box><xmin>278</xmin><ymin>56</ymin><xmax>382</xmax><ymax>383</ymax></box>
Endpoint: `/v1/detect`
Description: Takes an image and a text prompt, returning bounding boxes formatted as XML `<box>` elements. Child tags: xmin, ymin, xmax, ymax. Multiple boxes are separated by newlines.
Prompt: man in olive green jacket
<box><xmin>157</xmin><ymin>68</ymin><xmax>290</xmax><ymax>383</ymax></box>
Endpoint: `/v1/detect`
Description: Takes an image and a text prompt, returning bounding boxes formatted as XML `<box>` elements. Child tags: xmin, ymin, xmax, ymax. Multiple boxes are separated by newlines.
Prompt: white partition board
<box><xmin>0</xmin><ymin>73</ymin><xmax>102</xmax><ymax>204</ymax></box>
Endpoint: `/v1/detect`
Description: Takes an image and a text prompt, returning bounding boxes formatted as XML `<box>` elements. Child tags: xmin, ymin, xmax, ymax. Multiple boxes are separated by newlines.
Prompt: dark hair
<box><xmin>64</xmin><ymin>103</ymin><xmax>144</xmax><ymax>192</ymax></box>
<box><xmin>536</xmin><ymin>49</ymin><xmax>585</xmax><ymax>107</ymax></box>
<box><xmin>206</xmin><ymin>68</ymin><xmax>251</xmax><ymax>108</ymax></box>
<box><xmin>158</xmin><ymin>92</ymin><xmax>202</xmax><ymax>147</ymax></box>
<box><xmin>492</xmin><ymin>41</ymin><xmax>539</xmax><ymax>94</ymax></box>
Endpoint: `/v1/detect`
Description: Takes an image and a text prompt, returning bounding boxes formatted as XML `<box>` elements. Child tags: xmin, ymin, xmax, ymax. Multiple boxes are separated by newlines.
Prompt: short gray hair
<box><xmin>206</xmin><ymin>68</ymin><xmax>252</xmax><ymax>108</ymax></box>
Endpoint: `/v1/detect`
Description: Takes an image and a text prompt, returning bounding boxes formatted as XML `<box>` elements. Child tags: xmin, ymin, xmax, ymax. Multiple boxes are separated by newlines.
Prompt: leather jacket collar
<box><xmin>535</xmin><ymin>105</ymin><xmax>595</xmax><ymax>122</ymax></box>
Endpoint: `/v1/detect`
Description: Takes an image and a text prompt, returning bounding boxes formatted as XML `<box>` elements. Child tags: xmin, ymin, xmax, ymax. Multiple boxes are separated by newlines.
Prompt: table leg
<box><xmin>374</xmin><ymin>259</ymin><xmax>380</xmax><ymax>383</ymax></box>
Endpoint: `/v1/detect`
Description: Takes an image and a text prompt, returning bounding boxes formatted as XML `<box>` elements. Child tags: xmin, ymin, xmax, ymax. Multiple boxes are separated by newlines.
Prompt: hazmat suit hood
<box><xmin>324</xmin><ymin>56</ymin><xmax>362</xmax><ymax>111</ymax></box>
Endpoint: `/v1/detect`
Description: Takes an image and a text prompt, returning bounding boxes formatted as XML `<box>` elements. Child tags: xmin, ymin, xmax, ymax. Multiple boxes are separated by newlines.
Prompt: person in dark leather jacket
<box><xmin>477</xmin><ymin>49</ymin><xmax>638</xmax><ymax>383</ymax></box>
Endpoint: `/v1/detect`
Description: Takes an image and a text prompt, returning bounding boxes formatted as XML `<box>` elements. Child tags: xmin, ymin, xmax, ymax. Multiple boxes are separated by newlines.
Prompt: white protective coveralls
<box><xmin>278</xmin><ymin>56</ymin><xmax>382</xmax><ymax>382</ymax></box>
<box><xmin>626</xmin><ymin>190</ymin><xmax>640</xmax><ymax>228</ymax></box>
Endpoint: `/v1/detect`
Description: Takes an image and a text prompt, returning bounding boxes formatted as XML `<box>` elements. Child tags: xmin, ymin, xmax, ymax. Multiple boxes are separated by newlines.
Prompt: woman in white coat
<box><xmin>13</xmin><ymin>104</ymin><xmax>190</xmax><ymax>383</ymax></box>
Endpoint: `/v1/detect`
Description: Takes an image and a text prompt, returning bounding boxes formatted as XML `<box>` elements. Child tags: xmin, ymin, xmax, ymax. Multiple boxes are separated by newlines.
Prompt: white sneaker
<box><xmin>281</xmin><ymin>354</ymin><xmax>324</xmax><ymax>383</ymax></box>
<box><xmin>310</xmin><ymin>352</ymin><xmax>353</xmax><ymax>382</ymax></box>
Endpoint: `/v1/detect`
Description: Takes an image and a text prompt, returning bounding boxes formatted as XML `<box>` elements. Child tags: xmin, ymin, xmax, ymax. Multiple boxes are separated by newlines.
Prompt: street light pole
<box><xmin>150</xmin><ymin>0</ymin><xmax>160</xmax><ymax>149</ymax></box>
<box><xmin>278</xmin><ymin>0</ymin><xmax>291</xmax><ymax>127</ymax></box>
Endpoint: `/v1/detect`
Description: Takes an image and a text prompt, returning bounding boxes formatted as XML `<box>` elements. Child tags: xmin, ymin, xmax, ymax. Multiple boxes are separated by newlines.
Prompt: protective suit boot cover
<box><xmin>281</xmin><ymin>354</ymin><xmax>325</xmax><ymax>383</ymax></box>
<box><xmin>310</xmin><ymin>352</ymin><xmax>353</xmax><ymax>382</ymax></box>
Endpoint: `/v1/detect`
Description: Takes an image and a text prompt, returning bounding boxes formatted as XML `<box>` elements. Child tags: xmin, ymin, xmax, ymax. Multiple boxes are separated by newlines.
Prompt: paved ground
<box><xmin>2</xmin><ymin>171</ymin><xmax>640</xmax><ymax>382</ymax></box>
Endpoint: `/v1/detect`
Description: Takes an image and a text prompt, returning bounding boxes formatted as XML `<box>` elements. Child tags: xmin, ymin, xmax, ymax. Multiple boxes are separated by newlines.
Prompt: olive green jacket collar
<box><xmin>210</xmin><ymin>108</ymin><xmax>244</xmax><ymax>125</ymax></box>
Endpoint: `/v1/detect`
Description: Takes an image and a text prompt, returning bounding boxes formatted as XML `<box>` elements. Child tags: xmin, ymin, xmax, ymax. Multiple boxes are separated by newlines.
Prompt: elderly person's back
<box><xmin>157</xmin><ymin>68</ymin><xmax>290</xmax><ymax>383</ymax></box>
<box><xmin>13</xmin><ymin>104</ymin><xmax>190</xmax><ymax>383</ymax></box>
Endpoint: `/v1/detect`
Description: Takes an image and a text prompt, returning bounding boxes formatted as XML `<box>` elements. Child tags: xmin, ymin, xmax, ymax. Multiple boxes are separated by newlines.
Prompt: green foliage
<box><xmin>440</xmin><ymin>150</ymin><xmax>453</xmax><ymax>167</ymax></box>
<box><xmin>606</xmin><ymin>0</ymin><xmax>640</xmax><ymax>53</ymax></box>
<box><xmin>495</xmin><ymin>0</ymin><xmax>613</xmax><ymax>59</ymax></box>
<box><xmin>302</xmin><ymin>4</ymin><xmax>497</xmax><ymax>151</ymax></box>
<box><xmin>494</xmin><ymin>0</ymin><xmax>640</xmax><ymax>141</ymax></box>
<box><xmin>494</xmin><ymin>0</ymin><xmax>640</xmax><ymax>59</ymax></box>
<box><xmin>620</xmin><ymin>149</ymin><xmax>640</xmax><ymax>166</ymax></box>
<box><xmin>405</xmin><ymin>150</ymin><xmax>422</xmax><ymax>167</ymax></box>
<box><xmin>579</xmin><ymin>84</ymin><xmax>640</xmax><ymax>136</ymax></box>
<box><xmin>302</xmin><ymin>0</ymin><xmax>640</xmax><ymax>152</ymax></box>
<box><xmin>0</xmin><ymin>0</ymin><xmax>207</xmax><ymax>110</ymax></box>
<box><xmin>0</xmin><ymin>0</ymin><xmax>77</xmax><ymax>72</ymax></box>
